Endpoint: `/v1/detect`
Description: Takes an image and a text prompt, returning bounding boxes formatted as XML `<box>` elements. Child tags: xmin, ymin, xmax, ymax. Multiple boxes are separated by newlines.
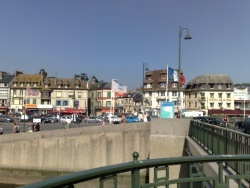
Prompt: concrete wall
<box><xmin>0</xmin><ymin>122</ymin><xmax>151</xmax><ymax>174</ymax></box>
<box><xmin>0</xmin><ymin>119</ymin><xmax>192</xmax><ymax>186</ymax></box>
<box><xmin>150</xmin><ymin>118</ymin><xmax>191</xmax><ymax>186</ymax></box>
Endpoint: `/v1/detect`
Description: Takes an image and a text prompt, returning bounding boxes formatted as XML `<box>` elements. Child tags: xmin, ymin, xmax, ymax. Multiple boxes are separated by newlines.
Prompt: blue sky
<box><xmin>1</xmin><ymin>0</ymin><xmax>250</xmax><ymax>90</ymax></box>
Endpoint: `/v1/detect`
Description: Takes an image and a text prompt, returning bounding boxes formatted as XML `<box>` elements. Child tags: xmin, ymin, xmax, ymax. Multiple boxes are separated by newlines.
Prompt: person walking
<box><xmin>143</xmin><ymin>113</ymin><xmax>148</xmax><ymax>122</ymax></box>
<box><xmin>65</xmin><ymin>118</ymin><xmax>71</xmax><ymax>129</ymax></box>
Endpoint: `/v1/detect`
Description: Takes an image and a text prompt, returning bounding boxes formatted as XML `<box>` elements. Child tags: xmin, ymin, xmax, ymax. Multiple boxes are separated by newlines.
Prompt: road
<box><xmin>0</xmin><ymin>120</ymin><xmax>104</xmax><ymax>135</ymax></box>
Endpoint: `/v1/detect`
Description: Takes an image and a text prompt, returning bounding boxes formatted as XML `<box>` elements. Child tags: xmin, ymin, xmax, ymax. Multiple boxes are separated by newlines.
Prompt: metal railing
<box><xmin>190</xmin><ymin>120</ymin><xmax>250</xmax><ymax>177</ymax></box>
<box><xmin>20</xmin><ymin>152</ymin><xmax>250</xmax><ymax>188</ymax></box>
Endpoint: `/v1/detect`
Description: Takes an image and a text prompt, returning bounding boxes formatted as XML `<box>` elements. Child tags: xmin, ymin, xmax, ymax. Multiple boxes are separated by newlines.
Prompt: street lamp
<box><xmin>178</xmin><ymin>26</ymin><xmax>192</xmax><ymax>117</ymax></box>
<box><xmin>142</xmin><ymin>63</ymin><xmax>149</xmax><ymax>105</ymax></box>
<box><xmin>142</xmin><ymin>63</ymin><xmax>149</xmax><ymax>100</ymax></box>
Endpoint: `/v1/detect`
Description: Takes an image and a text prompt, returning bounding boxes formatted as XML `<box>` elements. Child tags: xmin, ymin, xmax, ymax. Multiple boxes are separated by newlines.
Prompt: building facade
<box><xmin>185</xmin><ymin>74</ymin><xmax>234</xmax><ymax>115</ymax></box>
<box><xmin>9</xmin><ymin>69</ymin><xmax>88</xmax><ymax>115</ymax></box>
<box><xmin>143</xmin><ymin>69</ymin><xmax>185</xmax><ymax>116</ymax></box>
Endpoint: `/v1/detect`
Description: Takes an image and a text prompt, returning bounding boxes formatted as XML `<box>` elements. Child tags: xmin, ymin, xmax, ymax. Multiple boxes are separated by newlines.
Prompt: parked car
<box><xmin>96</xmin><ymin>115</ymin><xmax>105</xmax><ymax>122</ymax></box>
<box><xmin>126</xmin><ymin>116</ymin><xmax>139</xmax><ymax>123</ymax></box>
<box><xmin>48</xmin><ymin>116</ymin><xmax>59</xmax><ymax>123</ymax></box>
<box><xmin>0</xmin><ymin>115</ymin><xmax>14</xmax><ymax>122</ymax></box>
<box><xmin>235</xmin><ymin>119</ymin><xmax>244</xmax><ymax>129</ymax></box>
<box><xmin>60</xmin><ymin>116</ymin><xmax>73</xmax><ymax>124</ymax></box>
<box><xmin>85</xmin><ymin>116</ymin><xmax>101</xmax><ymax>123</ymax></box>
<box><xmin>243</xmin><ymin>118</ymin><xmax>250</xmax><ymax>133</ymax></box>
<box><xmin>19</xmin><ymin>114</ymin><xmax>30</xmax><ymax>122</ymax></box>
<box><xmin>108</xmin><ymin>116</ymin><xmax>122</xmax><ymax>124</ymax></box>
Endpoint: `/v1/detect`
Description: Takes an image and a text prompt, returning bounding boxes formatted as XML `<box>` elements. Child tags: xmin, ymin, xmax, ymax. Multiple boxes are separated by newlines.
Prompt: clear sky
<box><xmin>1</xmin><ymin>0</ymin><xmax>250</xmax><ymax>90</ymax></box>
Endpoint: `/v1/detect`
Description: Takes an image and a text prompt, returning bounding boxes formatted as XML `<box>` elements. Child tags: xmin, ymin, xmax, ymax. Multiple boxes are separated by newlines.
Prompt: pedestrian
<box><xmin>138</xmin><ymin>113</ymin><xmax>143</xmax><ymax>122</ymax></box>
<box><xmin>13</xmin><ymin>122</ymin><xmax>19</xmax><ymax>133</ymax></box>
<box><xmin>143</xmin><ymin>113</ymin><xmax>148</xmax><ymax>122</ymax></box>
<box><xmin>0</xmin><ymin>124</ymin><xmax>3</xmax><ymax>135</ymax></box>
<box><xmin>101</xmin><ymin>120</ymin><xmax>105</xmax><ymax>126</ymax></box>
<box><xmin>65</xmin><ymin>118</ymin><xmax>71</xmax><ymax>129</ymax></box>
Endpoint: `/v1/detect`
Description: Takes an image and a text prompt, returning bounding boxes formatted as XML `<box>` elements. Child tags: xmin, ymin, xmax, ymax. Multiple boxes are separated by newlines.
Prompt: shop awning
<box><xmin>60</xmin><ymin>108</ymin><xmax>86</xmax><ymax>114</ymax></box>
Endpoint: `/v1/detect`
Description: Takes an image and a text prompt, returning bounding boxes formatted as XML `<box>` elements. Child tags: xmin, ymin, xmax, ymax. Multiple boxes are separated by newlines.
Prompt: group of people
<box><xmin>138</xmin><ymin>112</ymin><xmax>149</xmax><ymax>122</ymax></box>
<box><xmin>28</xmin><ymin>121</ymin><xmax>40</xmax><ymax>132</ymax></box>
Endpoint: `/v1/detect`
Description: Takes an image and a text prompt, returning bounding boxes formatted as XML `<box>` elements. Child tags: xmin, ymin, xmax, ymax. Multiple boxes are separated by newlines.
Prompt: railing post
<box><xmin>131</xmin><ymin>152</ymin><xmax>140</xmax><ymax>188</ymax></box>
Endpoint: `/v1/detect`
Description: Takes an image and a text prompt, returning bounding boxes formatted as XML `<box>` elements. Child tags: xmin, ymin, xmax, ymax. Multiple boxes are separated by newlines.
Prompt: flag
<box><xmin>168</xmin><ymin>67</ymin><xmax>178</xmax><ymax>81</ymax></box>
<box><xmin>180</xmin><ymin>73</ymin><xmax>185</xmax><ymax>84</ymax></box>
<box><xmin>111</xmin><ymin>80</ymin><xmax>127</xmax><ymax>95</ymax></box>
<box><xmin>26</xmin><ymin>87</ymin><xmax>39</xmax><ymax>96</ymax></box>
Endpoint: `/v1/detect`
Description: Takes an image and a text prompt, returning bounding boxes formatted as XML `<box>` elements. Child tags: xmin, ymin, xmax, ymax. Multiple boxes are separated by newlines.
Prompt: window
<box><xmin>98</xmin><ymin>92</ymin><xmax>102</xmax><ymax>97</ymax></box>
<box><xmin>33</xmin><ymin>99</ymin><xmax>36</xmax><ymax>104</ymax></box>
<box><xmin>227</xmin><ymin>103</ymin><xmax>231</xmax><ymax>108</ymax></box>
<box><xmin>199</xmin><ymin>84</ymin><xmax>205</xmax><ymax>89</ymax></box>
<box><xmin>226</xmin><ymin>84</ymin><xmax>231</xmax><ymax>89</ymax></box>
<box><xmin>218</xmin><ymin>93</ymin><xmax>222</xmax><ymax>98</ymax></box>
<box><xmin>195</xmin><ymin>93</ymin><xmax>197</xmax><ymax>98</ymax></box>
<box><xmin>20</xmin><ymin>90</ymin><xmax>23</xmax><ymax>96</ymax></box>
<box><xmin>62</xmin><ymin>100</ymin><xmax>68</xmax><ymax>106</ymax></box>
<box><xmin>13</xmin><ymin>90</ymin><xmax>17</xmax><ymax>97</ymax></box>
<box><xmin>195</xmin><ymin>102</ymin><xmax>197</xmax><ymax>107</ymax></box>
<box><xmin>218</xmin><ymin>84</ymin><xmax>222</xmax><ymax>89</ymax></box>
<box><xmin>98</xmin><ymin>101</ymin><xmax>101</xmax><ymax>107</ymax></box>
<box><xmin>218</xmin><ymin>103</ymin><xmax>222</xmax><ymax>108</ymax></box>
<box><xmin>210</xmin><ymin>93</ymin><xmax>214</xmax><ymax>98</ymax></box>
<box><xmin>160</xmin><ymin>82</ymin><xmax>165</xmax><ymax>88</ymax></box>
<box><xmin>160</xmin><ymin>92</ymin><xmax>165</xmax><ymax>96</ymax></box>
<box><xmin>106</xmin><ymin>101</ymin><xmax>111</xmax><ymax>107</ymax></box>
<box><xmin>227</xmin><ymin>93</ymin><xmax>231</xmax><ymax>98</ymax></box>
<box><xmin>56</xmin><ymin>100</ymin><xmax>61</xmax><ymax>106</ymax></box>
<box><xmin>172</xmin><ymin>92</ymin><xmax>177</xmax><ymax>96</ymax></box>
<box><xmin>210</xmin><ymin>103</ymin><xmax>214</xmax><ymax>108</ymax></box>
<box><xmin>172</xmin><ymin>83</ymin><xmax>177</xmax><ymax>88</ymax></box>
<box><xmin>160</xmin><ymin>74</ymin><xmax>166</xmax><ymax>79</ymax></box>
<box><xmin>209</xmin><ymin>84</ymin><xmax>214</xmax><ymax>89</ymax></box>
<box><xmin>107</xmin><ymin>92</ymin><xmax>111</xmax><ymax>98</ymax></box>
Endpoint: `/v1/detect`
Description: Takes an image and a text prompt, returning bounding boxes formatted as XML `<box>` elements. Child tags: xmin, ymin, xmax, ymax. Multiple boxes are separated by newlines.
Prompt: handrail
<box><xmin>20</xmin><ymin>153</ymin><xmax>250</xmax><ymax>188</ymax></box>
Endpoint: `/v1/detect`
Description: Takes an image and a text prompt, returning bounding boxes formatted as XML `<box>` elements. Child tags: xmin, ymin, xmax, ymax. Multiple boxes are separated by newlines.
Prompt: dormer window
<box><xmin>34</xmin><ymin>83</ymin><xmax>37</xmax><ymax>87</ymax></box>
<box><xmin>20</xmin><ymin>82</ymin><xmax>24</xmax><ymax>87</ymax></box>
<box><xmin>218</xmin><ymin>83</ymin><xmax>222</xmax><ymax>89</ymax></box>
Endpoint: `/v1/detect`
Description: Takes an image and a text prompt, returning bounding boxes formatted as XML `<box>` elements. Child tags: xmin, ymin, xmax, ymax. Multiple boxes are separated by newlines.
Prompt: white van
<box><xmin>182</xmin><ymin>111</ymin><xmax>203</xmax><ymax>118</ymax></box>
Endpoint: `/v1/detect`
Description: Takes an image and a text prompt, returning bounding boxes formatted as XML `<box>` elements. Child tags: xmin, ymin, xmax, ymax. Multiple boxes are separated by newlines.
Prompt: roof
<box><xmin>0</xmin><ymin>74</ymin><xmax>15</xmax><ymax>83</ymax></box>
<box><xmin>187</xmin><ymin>74</ymin><xmax>233</xmax><ymax>85</ymax></box>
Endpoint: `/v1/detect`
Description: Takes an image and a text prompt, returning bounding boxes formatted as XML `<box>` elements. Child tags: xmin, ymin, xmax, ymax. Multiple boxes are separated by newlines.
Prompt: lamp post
<box><xmin>142</xmin><ymin>63</ymin><xmax>149</xmax><ymax>106</ymax></box>
<box><xmin>177</xmin><ymin>26</ymin><xmax>192</xmax><ymax>117</ymax></box>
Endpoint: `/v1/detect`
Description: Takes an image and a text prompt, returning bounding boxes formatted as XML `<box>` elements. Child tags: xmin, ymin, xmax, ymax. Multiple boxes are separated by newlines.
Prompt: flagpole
<box><xmin>166</xmin><ymin>65</ymin><xmax>169</xmax><ymax>101</ymax></box>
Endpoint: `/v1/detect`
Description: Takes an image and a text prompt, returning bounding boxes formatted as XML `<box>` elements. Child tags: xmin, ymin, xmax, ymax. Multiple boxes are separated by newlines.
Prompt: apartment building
<box><xmin>9</xmin><ymin>69</ymin><xmax>88</xmax><ymax>114</ymax></box>
<box><xmin>89</xmin><ymin>82</ymin><xmax>113</xmax><ymax>116</ymax></box>
<box><xmin>185</xmin><ymin>74</ymin><xmax>234</xmax><ymax>115</ymax></box>
<box><xmin>143</xmin><ymin>69</ymin><xmax>184</xmax><ymax>116</ymax></box>
<box><xmin>0</xmin><ymin>72</ymin><xmax>15</xmax><ymax>114</ymax></box>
